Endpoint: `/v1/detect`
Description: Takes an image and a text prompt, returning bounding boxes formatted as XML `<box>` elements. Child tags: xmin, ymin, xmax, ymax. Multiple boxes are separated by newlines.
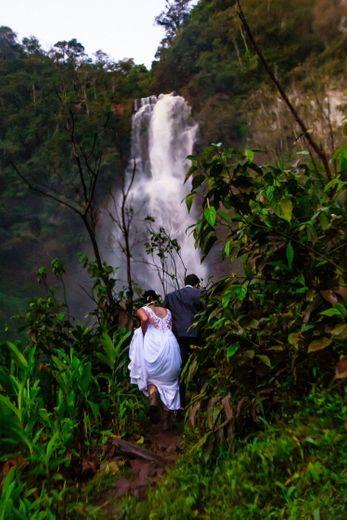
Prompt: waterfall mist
<box><xmin>108</xmin><ymin>93</ymin><xmax>207</xmax><ymax>296</ymax></box>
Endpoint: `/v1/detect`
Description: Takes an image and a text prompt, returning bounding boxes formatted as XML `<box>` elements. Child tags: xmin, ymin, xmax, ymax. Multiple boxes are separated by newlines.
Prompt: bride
<box><xmin>128</xmin><ymin>290</ymin><xmax>182</xmax><ymax>424</ymax></box>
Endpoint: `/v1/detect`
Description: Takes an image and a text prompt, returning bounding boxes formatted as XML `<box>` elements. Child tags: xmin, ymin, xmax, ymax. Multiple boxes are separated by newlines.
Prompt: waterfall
<box><xmin>110</xmin><ymin>93</ymin><xmax>206</xmax><ymax>295</ymax></box>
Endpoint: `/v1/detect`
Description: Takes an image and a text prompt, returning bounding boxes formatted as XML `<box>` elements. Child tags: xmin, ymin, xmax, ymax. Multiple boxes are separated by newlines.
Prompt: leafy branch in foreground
<box><xmin>184</xmin><ymin>144</ymin><xmax>347</xmax><ymax>445</ymax></box>
<box><xmin>0</xmin><ymin>276</ymin><xmax>144</xmax><ymax>518</ymax></box>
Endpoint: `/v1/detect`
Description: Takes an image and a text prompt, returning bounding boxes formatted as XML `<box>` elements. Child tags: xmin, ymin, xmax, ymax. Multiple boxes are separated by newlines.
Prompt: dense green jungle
<box><xmin>0</xmin><ymin>0</ymin><xmax>347</xmax><ymax>518</ymax></box>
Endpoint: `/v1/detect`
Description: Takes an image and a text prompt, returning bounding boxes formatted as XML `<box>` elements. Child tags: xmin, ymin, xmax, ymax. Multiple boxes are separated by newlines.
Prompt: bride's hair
<box><xmin>143</xmin><ymin>290</ymin><xmax>160</xmax><ymax>305</ymax></box>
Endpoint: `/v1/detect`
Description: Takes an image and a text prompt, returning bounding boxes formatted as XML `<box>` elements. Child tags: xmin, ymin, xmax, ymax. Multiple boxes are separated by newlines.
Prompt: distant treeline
<box><xmin>1</xmin><ymin>0</ymin><xmax>346</xmax><ymax>326</ymax></box>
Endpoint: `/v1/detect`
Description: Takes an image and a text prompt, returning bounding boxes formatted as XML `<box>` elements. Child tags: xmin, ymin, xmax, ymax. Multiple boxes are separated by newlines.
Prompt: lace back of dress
<box><xmin>145</xmin><ymin>306</ymin><xmax>172</xmax><ymax>332</ymax></box>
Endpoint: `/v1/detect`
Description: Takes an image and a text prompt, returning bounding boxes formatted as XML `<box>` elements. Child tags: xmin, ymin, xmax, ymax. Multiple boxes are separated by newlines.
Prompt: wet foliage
<box><xmin>121</xmin><ymin>389</ymin><xmax>347</xmax><ymax>519</ymax></box>
<box><xmin>1</xmin><ymin>2</ymin><xmax>347</xmax><ymax>515</ymax></box>
<box><xmin>183</xmin><ymin>144</ymin><xmax>347</xmax><ymax>445</ymax></box>
<box><xmin>0</xmin><ymin>261</ymin><xmax>147</xmax><ymax>518</ymax></box>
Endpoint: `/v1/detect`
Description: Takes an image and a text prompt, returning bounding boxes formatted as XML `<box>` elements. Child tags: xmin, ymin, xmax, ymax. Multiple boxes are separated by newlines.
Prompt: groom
<box><xmin>163</xmin><ymin>273</ymin><xmax>202</xmax><ymax>407</ymax></box>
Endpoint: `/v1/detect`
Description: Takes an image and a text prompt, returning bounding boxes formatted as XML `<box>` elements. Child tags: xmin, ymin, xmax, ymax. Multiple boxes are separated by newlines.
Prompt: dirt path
<box><xmin>94</xmin><ymin>419</ymin><xmax>184</xmax><ymax>516</ymax></box>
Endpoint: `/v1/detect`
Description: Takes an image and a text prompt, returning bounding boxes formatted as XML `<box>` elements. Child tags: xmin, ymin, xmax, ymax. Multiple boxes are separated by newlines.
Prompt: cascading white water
<box><xmin>111</xmin><ymin>93</ymin><xmax>206</xmax><ymax>294</ymax></box>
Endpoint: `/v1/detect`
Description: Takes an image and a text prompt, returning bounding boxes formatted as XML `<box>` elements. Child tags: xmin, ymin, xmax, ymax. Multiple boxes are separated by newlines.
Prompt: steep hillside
<box><xmin>152</xmin><ymin>0</ymin><xmax>347</xmax><ymax>156</ymax></box>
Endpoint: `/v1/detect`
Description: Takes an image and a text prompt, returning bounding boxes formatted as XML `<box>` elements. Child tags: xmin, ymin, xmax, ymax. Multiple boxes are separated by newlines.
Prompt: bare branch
<box><xmin>86</xmin><ymin>152</ymin><xmax>102</xmax><ymax>211</ymax></box>
<box><xmin>235</xmin><ymin>0</ymin><xmax>332</xmax><ymax>179</ymax></box>
<box><xmin>79</xmin><ymin>283</ymin><xmax>99</xmax><ymax>306</ymax></box>
<box><xmin>120</xmin><ymin>159</ymin><xmax>137</xmax><ymax>307</ymax></box>
<box><xmin>10</xmin><ymin>161</ymin><xmax>82</xmax><ymax>215</ymax></box>
<box><xmin>68</xmin><ymin>108</ymin><xmax>89</xmax><ymax>203</ymax></box>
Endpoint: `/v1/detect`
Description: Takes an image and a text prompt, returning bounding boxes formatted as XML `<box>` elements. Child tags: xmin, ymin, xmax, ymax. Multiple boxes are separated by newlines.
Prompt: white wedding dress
<box><xmin>128</xmin><ymin>306</ymin><xmax>182</xmax><ymax>410</ymax></box>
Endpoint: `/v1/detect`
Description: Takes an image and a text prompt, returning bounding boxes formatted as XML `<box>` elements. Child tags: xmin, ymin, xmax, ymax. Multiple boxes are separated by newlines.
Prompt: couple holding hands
<box><xmin>128</xmin><ymin>274</ymin><xmax>202</xmax><ymax>426</ymax></box>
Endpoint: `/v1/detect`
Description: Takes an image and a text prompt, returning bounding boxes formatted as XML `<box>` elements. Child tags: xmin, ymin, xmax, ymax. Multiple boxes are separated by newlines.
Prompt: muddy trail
<box><xmin>89</xmin><ymin>417</ymin><xmax>184</xmax><ymax>517</ymax></box>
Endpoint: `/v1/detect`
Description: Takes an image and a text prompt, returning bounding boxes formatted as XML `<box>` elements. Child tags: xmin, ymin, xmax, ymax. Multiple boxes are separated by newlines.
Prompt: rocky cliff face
<box><xmin>152</xmin><ymin>0</ymin><xmax>347</xmax><ymax>159</ymax></box>
<box><xmin>248</xmin><ymin>86</ymin><xmax>346</xmax><ymax>162</ymax></box>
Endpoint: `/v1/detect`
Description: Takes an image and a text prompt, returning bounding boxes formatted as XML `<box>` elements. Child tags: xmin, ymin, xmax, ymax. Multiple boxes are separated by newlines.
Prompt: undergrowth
<box><xmin>119</xmin><ymin>388</ymin><xmax>347</xmax><ymax>519</ymax></box>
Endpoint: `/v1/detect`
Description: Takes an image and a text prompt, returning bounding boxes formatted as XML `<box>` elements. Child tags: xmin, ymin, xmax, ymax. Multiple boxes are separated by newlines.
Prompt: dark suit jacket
<box><xmin>163</xmin><ymin>286</ymin><xmax>202</xmax><ymax>338</ymax></box>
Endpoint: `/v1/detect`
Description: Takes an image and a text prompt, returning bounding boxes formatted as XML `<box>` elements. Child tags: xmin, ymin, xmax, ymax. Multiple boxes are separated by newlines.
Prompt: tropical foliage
<box><xmin>183</xmin><ymin>144</ymin><xmax>347</xmax><ymax>443</ymax></box>
<box><xmin>1</xmin><ymin>0</ymin><xmax>347</xmax><ymax>516</ymax></box>
<box><xmin>0</xmin><ymin>263</ymin><xmax>145</xmax><ymax>518</ymax></box>
<box><xmin>121</xmin><ymin>389</ymin><xmax>347</xmax><ymax>519</ymax></box>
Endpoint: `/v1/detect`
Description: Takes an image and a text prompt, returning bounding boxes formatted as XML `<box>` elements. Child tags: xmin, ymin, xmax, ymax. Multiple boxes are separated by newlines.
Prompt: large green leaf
<box><xmin>226</xmin><ymin>343</ymin><xmax>240</xmax><ymax>360</ymax></box>
<box><xmin>223</xmin><ymin>240</ymin><xmax>234</xmax><ymax>257</ymax></box>
<box><xmin>256</xmin><ymin>354</ymin><xmax>272</xmax><ymax>367</ymax></box>
<box><xmin>6</xmin><ymin>342</ymin><xmax>28</xmax><ymax>369</ymax></box>
<box><xmin>192</xmin><ymin>174</ymin><xmax>205</xmax><ymax>190</ymax></box>
<box><xmin>0</xmin><ymin>394</ymin><xmax>20</xmax><ymax>420</ymax></box>
<box><xmin>321</xmin><ymin>304</ymin><xmax>347</xmax><ymax>318</ymax></box>
<box><xmin>0</xmin><ymin>468</ymin><xmax>17</xmax><ymax>520</ymax></box>
<box><xmin>186</xmin><ymin>192</ymin><xmax>195</xmax><ymax>211</ymax></box>
<box><xmin>308</xmin><ymin>337</ymin><xmax>332</xmax><ymax>353</ymax></box>
<box><xmin>274</xmin><ymin>197</ymin><xmax>293</xmax><ymax>223</ymax></box>
<box><xmin>203</xmin><ymin>206</ymin><xmax>217</xmax><ymax>227</ymax></box>
<box><xmin>244</xmin><ymin>149</ymin><xmax>254</xmax><ymax>162</ymax></box>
